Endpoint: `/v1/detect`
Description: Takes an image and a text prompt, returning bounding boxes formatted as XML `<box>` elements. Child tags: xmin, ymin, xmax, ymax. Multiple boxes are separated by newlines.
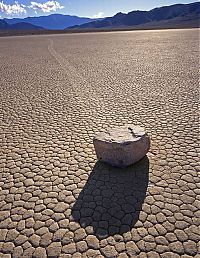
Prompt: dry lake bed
<box><xmin>0</xmin><ymin>29</ymin><xmax>199</xmax><ymax>257</ymax></box>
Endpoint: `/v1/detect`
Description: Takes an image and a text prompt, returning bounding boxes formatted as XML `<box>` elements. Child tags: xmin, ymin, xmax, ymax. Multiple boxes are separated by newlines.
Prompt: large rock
<box><xmin>93</xmin><ymin>125</ymin><xmax>150</xmax><ymax>168</ymax></box>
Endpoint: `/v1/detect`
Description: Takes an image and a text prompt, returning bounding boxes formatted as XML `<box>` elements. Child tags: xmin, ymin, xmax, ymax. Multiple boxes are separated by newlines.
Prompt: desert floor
<box><xmin>0</xmin><ymin>29</ymin><xmax>199</xmax><ymax>258</ymax></box>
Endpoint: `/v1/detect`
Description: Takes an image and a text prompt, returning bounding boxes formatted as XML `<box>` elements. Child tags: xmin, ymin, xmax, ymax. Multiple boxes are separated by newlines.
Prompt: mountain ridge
<box><xmin>68</xmin><ymin>2</ymin><xmax>200</xmax><ymax>29</ymax></box>
<box><xmin>1</xmin><ymin>2</ymin><xmax>199</xmax><ymax>32</ymax></box>
<box><xmin>4</xmin><ymin>14</ymin><xmax>97</xmax><ymax>30</ymax></box>
<box><xmin>0</xmin><ymin>20</ymin><xmax>44</xmax><ymax>30</ymax></box>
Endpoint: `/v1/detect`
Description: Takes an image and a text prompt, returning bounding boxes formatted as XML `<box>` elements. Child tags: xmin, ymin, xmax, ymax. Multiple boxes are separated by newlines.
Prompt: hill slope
<box><xmin>68</xmin><ymin>2</ymin><xmax>200</xmax><ymax>29</ymax></box>
<box><xmin>0</xmin><ymin>20</ymin><xmax>9</xmax><ymax>29</ymax></box>
<box><xmin>5</xmin><ymin>14</ymin><xmax>97</xmax><ymax>30</ymax></box>
<box><xmin>0</xmin><ymin>20</ymin><xmax>43</xmax><ymax>30</ymax></box>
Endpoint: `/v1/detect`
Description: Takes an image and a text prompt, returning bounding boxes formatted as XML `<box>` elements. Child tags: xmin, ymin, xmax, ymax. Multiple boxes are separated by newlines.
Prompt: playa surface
<box><xmin>0</xmin><ymin>29</ymin><xmax>199</xmax><ymax>257</ymax></box>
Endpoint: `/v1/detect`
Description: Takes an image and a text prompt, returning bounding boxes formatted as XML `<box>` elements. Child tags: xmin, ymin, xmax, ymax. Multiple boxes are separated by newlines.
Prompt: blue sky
<box><xmin>0</xmin><ymin>0</ymin><xmax>196</xmax><ymax>18</ymax></box>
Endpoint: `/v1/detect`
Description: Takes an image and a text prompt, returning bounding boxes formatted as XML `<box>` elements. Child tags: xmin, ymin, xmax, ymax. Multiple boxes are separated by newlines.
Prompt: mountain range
<box><xmin>0</xmin><ymin>20</ymin><xmax>43</xmax><ymax>30</ymax></box>
<box><xmin>4</xmin><ymin>14</ymin><xmax>96</xmax><ymax>30</ymax></box>
<box><xmin>69</xmin><ymin>2</ymin><xmax>200</xmax><ymax>29</ymax></box>
<box><xmin>0</xmin><ymin>2</ymin><xmax>199</xmax><ymax>31</ymax></box>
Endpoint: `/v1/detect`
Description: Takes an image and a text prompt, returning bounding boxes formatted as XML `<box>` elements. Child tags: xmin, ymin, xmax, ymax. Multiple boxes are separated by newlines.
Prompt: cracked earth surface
<box><xmin>0</xmin><ymin>29</ymin><xmax>199</xmax><ymax>257</ymax></box>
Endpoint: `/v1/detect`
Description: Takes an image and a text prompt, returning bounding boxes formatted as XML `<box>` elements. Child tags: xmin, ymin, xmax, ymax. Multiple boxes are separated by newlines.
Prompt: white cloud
<box><xmin>0</xmin><ymin>1</ymin><xmax>26</xmax><ymax>15</ymax></box>
<box><xmin>91</xmin><ymin>12</ymin><xmax>104</xmax><ymax>19</ymax></box>
<box><xmin>0</xmin><ymin>0</ymin><xmax>64</xmax><ymax>17</ymax></box>
<box><xmin>30</xmin><ymin>1</ymin><xmax>64</xmax><ymax>13</ymax></box>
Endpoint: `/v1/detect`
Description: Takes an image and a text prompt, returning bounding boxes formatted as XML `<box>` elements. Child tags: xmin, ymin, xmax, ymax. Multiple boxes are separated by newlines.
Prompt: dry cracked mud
<box><xmin>0</xmin><ymin>29</ymin><xmax>199</xmax><ymax>258</ymax></box>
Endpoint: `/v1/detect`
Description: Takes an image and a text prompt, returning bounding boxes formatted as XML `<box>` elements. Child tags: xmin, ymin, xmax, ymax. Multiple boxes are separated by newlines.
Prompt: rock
<box><xmin>126</xmin><ymin>241</ymin><xmax>140</xmax><ymax>255</ymax></box>
<box><xmin>14</xmin><ymin>234</ymin><xmax>28</xmax><ymax>245</ymax></box>
<box><xmin>93</xmin><ymin>125</ymin><xmax>150</xmax><ymax>168</ymax></box>
<box><xmin>53</xmin><ymin>202</ymin><xmax>69</xmax><ymax>213</ymax></box>
<box><xmin>62</xmin><ymin>243</ymin><xmax>76</xmax><ymax>254</ymax></box>
<box><xmin>101</xmin><ymin>245</ymin><xmax>118</xmax><ymax>258</ymax></box>
<box><xmin>86</xmin><ymin>235</ymin><xmax>100</xmax><ymax>249</ymax></box>
<box><xmin>6</xmin><ymin>229</ymin><xmax>19</xmax><ymax>241</ymax></box>
<box><xmin>47</xmin><ymin>242</ymin><xmax>61</xmax><ymax>257</ymax></box>
<box><xmin>115</xmin><ymin>242</ymin><xmax>125</xmax><ymax>252</ymax></box>
<box><xmin>12</xmin><ymin>246</ymin><xmax>23</xmax><ymax>258</ymax></box>
<box><xmin>29</xmin><ymin>234</ymin><xmax>41</xmax><ymax>247</ymax></box>
<box><xmin>0</xmin><ymin>229</ymin><xmax>8</xmax><ymax>241</ymax></box>
<box><xmin>183</xmin><ymin>240</ymin><xmax>197</xmax><ymax>256</ymax></box>
<box><xmin>2</xmin><ymin>242</ymin><xmax>14</xmax><ymax>253</ymax></box>
<box><xmin>33</xmin><ymin>247</ymin><xmax>47</xmax><ymax>258</ymax></box>
<box><xmin>74</xmin><ymin>228</ymin><xmax>87</xmax><ymax>241</ymax></box>
<box><xmin>76</xmin><ymin>241</ymin><xmax>88</xmax><ymax>253</ymax></box>
<box><xmin>169</xmin><ymin>241</ymin><xmax>184</xmax><ymax>254</ymax></box>
<box><xmin>40</xmin><ymin>232</ymin><xmax>53</xmax><ymax>247</ymax></box>
<box><xmin>24</xmin><ymin>179</ymin><xmax>34</xmax><ymax>187</ymax></box>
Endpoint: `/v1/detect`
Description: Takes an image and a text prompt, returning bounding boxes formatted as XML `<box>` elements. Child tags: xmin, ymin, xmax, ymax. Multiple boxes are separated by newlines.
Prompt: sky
<box><xmin>0</xmin><ymin>0</ymin><xmax>196</xmax><ymax>19</ymax></box>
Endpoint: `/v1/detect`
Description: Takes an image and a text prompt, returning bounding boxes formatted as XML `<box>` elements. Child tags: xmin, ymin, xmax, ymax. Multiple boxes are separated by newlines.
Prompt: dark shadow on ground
<box><xmin>72</xmin><ymin>156</ymin><xmax>149</xmax><ymax>239</ymax></box>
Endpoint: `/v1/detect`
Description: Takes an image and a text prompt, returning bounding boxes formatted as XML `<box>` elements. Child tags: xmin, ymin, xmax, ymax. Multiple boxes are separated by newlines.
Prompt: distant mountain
<box><xmin>0</xmin><ymin>20</ymin><xmax>8</xmax><ymax>29</ymax></box>
<box><xmin>0</xmin><ymin>20</ymin><xmax>44</xmax><ymax>30</ymax></box>
<box><xmin>68</xmin><ymin>2</ymin><xmax>200</xmax><ymax>29</ymax></box>
<box><xmin>5</xmin><ymin>14</ymin><xmax>97</xmax><ymax>30</ymax></box>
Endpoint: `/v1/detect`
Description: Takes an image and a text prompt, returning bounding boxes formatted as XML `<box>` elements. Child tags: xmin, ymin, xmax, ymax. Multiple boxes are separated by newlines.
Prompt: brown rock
<box><xmin>33</xmin><ymin>247</ymin><xmax>47</xmax><ymax>258</ymax></box>
<box><xmin>183</xmin><ymin>240</ymin><xmax>197</xmax><ymax>256</ymax></box>
<box><xmin>2</xmin><ymin>242</ymin><xmax>14</xmax><ymax>253</ymax></box>
<box><xmin>74</xmin><ymin>228</ymin><xmax>87</xmax><ymax>242</ymax></box>
<box><xmin>14</xmin><ymin>234</ymin><xmax>28</xmax><ymax>245</ymax></box>
<box><xmin>101</xmin><ymin>245</ymin><xmax>118</xmax><ymax>258</ymax></box>
<box><xmin>126</xmin><ymin>241</ymin><xmax>140</xmax><ymax>256</ymax></box>
<box><xmin>24</xmin><ymin>179</ymin><xmax>34</xmax><ymax>187</ymax></box>
<box><xmin>47</xmin><ymin>242</ymin><xmax>61</xmax><ymax>257</ymax></box>
<box><xmin>0</xmin><ymin>229</ymin><xmax>7</xmax><ymax>241</ymax></box>
<box><xmin>12</xmin><ymin>246</ymin><xmax>23</xmax><ymax>258</ymax></box>
<box><xmin>62</xmin><ymin>243</ymin><xmax>76</xmax><ymax>254</ymax></box>
<box><xmin>53</xmin><ymin>202</ymin><xmax>69</xmax><ymax>213</ymax></box>
<box><xmin>86</xmin><ymin>235</ymin><xmax>99</xmax><ymax>249</ymax></box>
<box><xmin>6</xmin><ymin>229</ymin><xmax>19</xmax><ymax>241</ymax></box>
<box><xmin>115</xmin><ymin>242</ymin><xmax>125</xmax><ymax>252</ymax></box>
<box><xmin>29</xmin><ymin>234</ymin><xmax>41</xmax><ymax>247</ymax></box>
<box><xmin>76</xmin><ymin>241</ymin><xmax>88</xmax><ymax>253</ymax></box>
<box><xmin>169</xmin><ymin>241</ymin><xmax>184</xmax><ymax>254</ymax></box>
<box><xmin>40</xmin><ymin>232</ymin><xmax>53</xmax><ymax>247</ymax></box>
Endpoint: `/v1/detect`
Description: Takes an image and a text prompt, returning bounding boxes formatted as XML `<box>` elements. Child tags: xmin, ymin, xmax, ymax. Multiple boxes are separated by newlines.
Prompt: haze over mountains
<box><xmin>0</xmin><ymin>2</ymin><xmax>199</xmax><ymax>31</ymax></box>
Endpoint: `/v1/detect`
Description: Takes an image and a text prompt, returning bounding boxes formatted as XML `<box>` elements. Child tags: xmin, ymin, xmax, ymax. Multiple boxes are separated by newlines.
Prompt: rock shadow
<box><xmin>72</xmin><ymin>156</ymin><xmax>149</xmax><ymax>239</ymax></box>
